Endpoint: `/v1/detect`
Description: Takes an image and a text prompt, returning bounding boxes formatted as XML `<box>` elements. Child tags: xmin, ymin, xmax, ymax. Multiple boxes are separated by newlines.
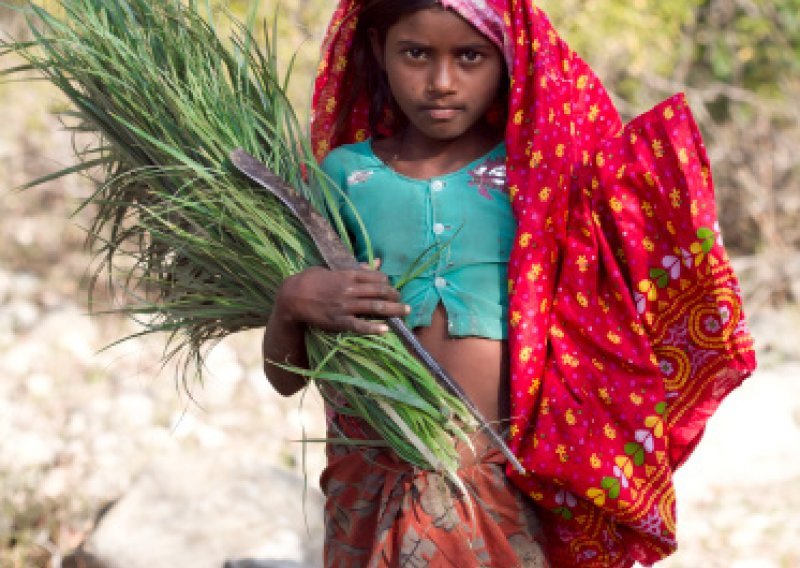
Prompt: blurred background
<box><xmin>1</xmin><ymin>1</ymin><xmax>798</xmax><ymax>567</ymax></box>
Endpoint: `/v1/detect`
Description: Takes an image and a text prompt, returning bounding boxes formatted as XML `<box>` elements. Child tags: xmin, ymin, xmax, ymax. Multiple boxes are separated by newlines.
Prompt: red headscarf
<box><xmin>311</xmin><ymin>2</ymin><xmax>756</xmax><ymax>566</ymax></box>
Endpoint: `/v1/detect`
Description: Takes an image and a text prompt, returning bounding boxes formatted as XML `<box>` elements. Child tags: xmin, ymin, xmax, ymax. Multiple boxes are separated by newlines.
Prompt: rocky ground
<box><xmin>2</xmin><ymin>51</ymin><xmax>799</xmax><ymax>568</ymax></box>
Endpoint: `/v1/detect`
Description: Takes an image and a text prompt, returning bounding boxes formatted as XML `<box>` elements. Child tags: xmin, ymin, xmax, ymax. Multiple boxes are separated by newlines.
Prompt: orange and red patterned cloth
<box><xmin>311</xmin><ymin>1</ymin><xmax>757</xmax><ymax>566</ymax></box>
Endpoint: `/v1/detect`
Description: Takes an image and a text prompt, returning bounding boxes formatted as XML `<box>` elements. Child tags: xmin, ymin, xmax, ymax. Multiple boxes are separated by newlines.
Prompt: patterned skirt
<box><xmin>320</xmin><ymin>431</ymin><xmax>550</xmax><ymax>568</ymax></box>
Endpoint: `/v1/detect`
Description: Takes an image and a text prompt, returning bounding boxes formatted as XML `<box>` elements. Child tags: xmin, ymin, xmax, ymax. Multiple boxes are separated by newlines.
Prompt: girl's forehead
<box><xmin>389</xmin><ymin>7</ymin><xmax>496</xmax><ymax>45</ymax></box>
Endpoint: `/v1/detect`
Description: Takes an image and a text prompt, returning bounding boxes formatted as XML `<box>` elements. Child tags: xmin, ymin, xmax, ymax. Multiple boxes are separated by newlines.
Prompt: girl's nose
<box><xmin>428</xmin><ymin>59</ymin><xmax>456</xmax><ymax>95</ymax></box>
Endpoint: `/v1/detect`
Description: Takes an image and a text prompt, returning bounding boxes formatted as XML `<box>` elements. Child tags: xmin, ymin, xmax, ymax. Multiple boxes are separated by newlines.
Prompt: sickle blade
<box><xmin>229</xmin><ymin>148</ymin><xmax>525</xmax><ymax>474</ymax></box>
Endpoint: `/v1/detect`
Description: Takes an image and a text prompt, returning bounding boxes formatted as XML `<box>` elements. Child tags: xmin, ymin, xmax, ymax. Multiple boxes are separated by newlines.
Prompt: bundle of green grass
<box><xmin>1</xmin><ymin>0</ymin><xmax>477</xmax><ymax>475</ymax></box>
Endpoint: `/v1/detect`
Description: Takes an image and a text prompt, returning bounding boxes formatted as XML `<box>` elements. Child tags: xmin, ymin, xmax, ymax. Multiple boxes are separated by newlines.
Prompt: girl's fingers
<box><xmin>348</xmin><ymin>282</ymin><xmax>401</xmax><ymax>302</ymax></box>
<box><xmin>344</xmin><ymin>298</ymin><xmax>409</xmax><ymax>317</ymax></box>
<box><xmin>333</xmin><ymin>315</ymin><xmax>389</xmax><ymax>335</ymax></box>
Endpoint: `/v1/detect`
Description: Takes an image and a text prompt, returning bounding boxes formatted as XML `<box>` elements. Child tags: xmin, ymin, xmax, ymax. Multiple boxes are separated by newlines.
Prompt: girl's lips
<box><xmin>424</xmin><ymin>107</ymin><xmax>461</xmax><ymax>120</ymax></box>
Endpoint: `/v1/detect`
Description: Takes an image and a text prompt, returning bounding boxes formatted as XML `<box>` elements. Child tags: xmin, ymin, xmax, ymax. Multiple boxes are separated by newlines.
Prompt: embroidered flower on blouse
<box><xmin>347</xmin><ymin>169</ymin><xmax>374</xmax><ymax>186</ymax></box>
<box><xmin>469</xmin><ymin>157</ymin><xmax>506</xmax><ymax>199</ymax></box>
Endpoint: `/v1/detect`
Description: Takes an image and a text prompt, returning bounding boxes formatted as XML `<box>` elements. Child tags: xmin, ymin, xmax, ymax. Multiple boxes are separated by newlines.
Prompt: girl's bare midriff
<box><xmin>414</xmin><ymin>303</ymin><xmax>510</xmax><ymax>465</ymax></box>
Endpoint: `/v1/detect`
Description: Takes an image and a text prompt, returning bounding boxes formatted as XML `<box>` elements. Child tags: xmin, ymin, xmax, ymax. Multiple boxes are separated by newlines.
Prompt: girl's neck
<box><xmin>373</xmin><ymin>123</ymin><xmax>503</xmax><ymax>180</ymax></box>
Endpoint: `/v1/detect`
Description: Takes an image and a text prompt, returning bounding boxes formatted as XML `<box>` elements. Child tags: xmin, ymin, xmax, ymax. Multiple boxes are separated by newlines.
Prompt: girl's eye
<box><xmin>460</xmin><ymin>50</ymin><xmax>483</xmax><ymax>63</ymax></box>
<box><xmin>404</xmin><ymin>47</ymin><xmax>427</xmax><ymax>60</ymax></box>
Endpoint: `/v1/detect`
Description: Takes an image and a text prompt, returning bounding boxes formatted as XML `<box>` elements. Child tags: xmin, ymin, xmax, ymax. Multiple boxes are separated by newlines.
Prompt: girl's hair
<box><xmin>335</xmin><ymin>0</ymin><xmax>508</xmax><ymax>139</ymax></box>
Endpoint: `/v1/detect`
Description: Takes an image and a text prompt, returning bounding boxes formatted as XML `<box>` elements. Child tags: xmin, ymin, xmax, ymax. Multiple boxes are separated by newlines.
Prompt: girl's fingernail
<box><xmin>378</xmin><ymin>324</ymin><xmax>389</xmax><ymax>333</ymax></box>
<box><xmin>404</xmin><ymin>305</ymin><xmax>411</xmax><ymax>314</ymax></box>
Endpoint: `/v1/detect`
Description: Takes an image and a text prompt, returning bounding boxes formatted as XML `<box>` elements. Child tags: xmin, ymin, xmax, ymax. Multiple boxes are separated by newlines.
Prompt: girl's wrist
<box><xmin>272</xmin><ymin>278</ymin><xmax>306</xmax><ymax>330</ymax></box>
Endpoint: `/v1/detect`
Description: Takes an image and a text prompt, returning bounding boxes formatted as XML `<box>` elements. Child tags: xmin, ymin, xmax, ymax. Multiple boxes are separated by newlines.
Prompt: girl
<box><xmin>264</xmin><ymin>1</ymin><xmax>756</xmax><ymax>566</ymax></box>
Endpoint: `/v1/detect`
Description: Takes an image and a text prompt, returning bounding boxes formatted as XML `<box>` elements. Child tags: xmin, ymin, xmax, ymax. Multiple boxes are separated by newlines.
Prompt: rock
<box><xmin>80</xmin><ymin>451</ymin><xmax>324</xmax><ymax>568</ymax></box>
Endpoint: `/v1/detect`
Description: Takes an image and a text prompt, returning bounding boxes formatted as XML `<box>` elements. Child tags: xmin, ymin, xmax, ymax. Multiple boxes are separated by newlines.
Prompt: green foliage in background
<box><xmin>1</xmin><ymin>0</ymin><xmax>475</xmax><ymax>477</ymax></box>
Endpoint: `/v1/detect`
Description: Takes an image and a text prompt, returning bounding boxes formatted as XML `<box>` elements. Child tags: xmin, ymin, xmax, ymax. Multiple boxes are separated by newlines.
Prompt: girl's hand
<box><xmin>275</xmin><ymin>262</ymin><xmax>410</xmax><ymax>335</ymax></box>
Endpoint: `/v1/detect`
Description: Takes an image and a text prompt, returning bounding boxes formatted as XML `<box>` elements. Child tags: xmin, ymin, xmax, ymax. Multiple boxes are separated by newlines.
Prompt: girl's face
<box><xmin>371</xmin><ymin>6</ymin><xmax>505</xmax><ymax>145</ymax></box>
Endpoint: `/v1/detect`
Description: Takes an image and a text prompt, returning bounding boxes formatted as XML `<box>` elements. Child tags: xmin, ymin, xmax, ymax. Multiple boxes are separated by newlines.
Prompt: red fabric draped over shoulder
<box><xmin>311</xmin><ymin>2</ymin><xmax>756</xmax><ymax>566</ymax></box>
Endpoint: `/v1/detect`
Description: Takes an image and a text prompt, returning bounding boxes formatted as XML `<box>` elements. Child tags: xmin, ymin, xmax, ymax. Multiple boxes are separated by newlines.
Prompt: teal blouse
<box><xmin>321</xmin><ymin>140</ymin><xmax>515</xmax><ymax>340</ymax></box>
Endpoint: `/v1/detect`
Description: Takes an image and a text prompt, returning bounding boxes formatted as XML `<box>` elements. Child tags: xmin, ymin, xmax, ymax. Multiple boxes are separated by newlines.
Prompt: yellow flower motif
<box><xmin>527</xmin><ymin>263</ymin><xmax>543</xmax><ymax>282</ymax></box>
<box><xmin>354</xmin><ymin>129</ymin><xmax>367</xmax><ymax>142</ymax></box>
<box><xmin>563</xmin><ymin>58</ymin><xmax>570</xmax><ymax>73</ymax></box>
<box><xmin>615</xmin><ymin>455</ymin><xmax>634</xmax><ymax>478</ymax></box>
<box><xmin>641</xmin><ymin>201</ymin><xmax>654</xmax><ymax>218</ymax></box>
<box><xmin>532</xmin><ymin>38</ymin><xmax>541</xmax><ymax>52</ymax></box>
<box><xmin>555</xmin><ymin>144</ymin><xmax>565</xmax><ymax>158</ymax></box>
<box><xmin>530</xmin><ymin>150</ymin><xmax>543</xmax><ymax>168</ymax></box>
<box><xmin>510</xmin><ymin>424</ymin><xmax>520</xmax><ymax>437</ymax></box>
<box><xmin>317</xmin><ymin>140</ymin><xmax>330</xmax><ymax>156</ymax></box>
<box><xmin>577</xmin><ymin>74</ymin><xmax>589</xmax><ymax>89</ymax></box>
<box><xmin>541</xmin><ymin>397</ymin><xmax>550</xmax><ymax>415</ymax></box>
<box><xmin>591</xmin><ymin>453</ymin><xmax>602</xmax><ymax>469</ymax></box>
<box><xmin>561</xmin><ymin>354</ymin><xmax>579</xmax><ymax>368</ymax></box>
<box><xmin>563</xmin><ymin>103</ymin><xmax>572</xmax><ymax>116</ymax></box>
<box><xmin>588</xmin><ymin>104</ymin><xmax>600</xmax><ymax>122</ymax></box>
<box><xmin>679</xmin><ymin>148</ymin><xmax>689</xmax><ymax>164</ymax></box>
<box><xmin>592</xmin><ymin>177</ymin><xmax>600</xmax><ymax>190</ymax></box>
<box><xmin>587</xmin><ymin>487</ymin><xmax>606</xmax><ymax>507</ymax></box>
<box><xmin>583</xmin><ymin>150</ymin><xmax>591</xmax><ymax>165</ymax></box>
<box><xmin>597</xmin><ymin>386</ymin><xmax>611</xmax><ymax>403</ymax></box>
<box><xmin>630</xmin><ymin>392</ymin><xmax>643</xmax><ymax>406</ymax></box>
<box><xmin>325</xmin><ymin>96</ymin><xmax>337</xmax><ymax>113</ymax></box>
<box><xmin>576</xmin><ymin>292</ymin><xmax>589</xmax><ymax>308</ymax></box>
<box><xmin>701</xmin><ymin>167</ymin><xmax>710</xmax><ymax>186</ymax></box>
<box><xmin>644</xmin><ymin>172</ymin><xmax>656</xmax><ymax>187</ymax></box>
<box><xmin>510</xmin><ymin>310</ymin><xmax>522</xmax><ymax>328</ymax></box>
<box><xmin>631</xmin><ymin>322</ymin><xmax>645</xmax><ymax>336</ymax></box>
<box><xmin>518</xmin><ymin>232</ymin><xmax>533</xmax><ymax>248</ymax></box>
<box><xmin>630</xmin><ymin>132</ymin><xmax>638</xmax><ymax>145</ymax></box>
<box><xmin>642</xmin><ymin>237</ymin><xmax>655</xmax><ymax>252</ymax></box>
<box><xmin>539</xmin><ymin>186</ymin><xmax>552</xmax><ymax>201</ymax></box>
<box><xmin>616</xmin><ymin>164</ymin><xmax>627</xmax><ymax>180</ymax></box>
<box><xmin>650</xmin><ymin>354</ymin><xmax>660</xmax><ymax>367</ymax></box>
<box><xmin>548</xmin><ymin>29</ymin><xmax>558</xmax><ymax>45</ymax></box>
<box><xmin>652</xmin><ymin>139</ymin><xmax>665</xmax><ymax>158</ymax></box>
<box><xmin>691</xmin><ymin>200</ymin><xmax>699</xmax><ymax>216</ymax></box>
<box><xmin>577</xmin><ymin>255</ymin><xmax>589</xmax><ymax>273</ymax></box>
<box><xmin>550</xmin><ymin>324</ymin><xmax>565</xmax><ymax>339</ymax></box>
<box><xmin>509</xmin><ymin>185</ymin><xmax>520</xmax><ymax>199</ymax></box>
<box><xmin>592</xmin><ymin>211</ymin><xmax>602</xmax><ymax>227</ymax></box>
<box><xmin>334</xmin><ymin>55</ymin><xmax>347</xmax><ymax>72</ymax></box>
<box><xmin>519</xmin><ymin>347</ymin><xmax>533</xmax><ymax>363</ymax></box>
<box><xmin>663</xmin><ymin>106</ymin><xmax>675</xmax><ymax>120</ymax></box>
<box><xmin>609</xmin><ymin>197</ymin><xmax>623</xmax><ymax>213</ymax></box>
<box><xmin>598</xmin><ymin>297</ymin><xmax>610</xmax><ymax>313</ymax></box>
<box><xmin>513</xmin><ymin>110</ymin><xmax>524</xmax><ymax>125</ymax></box>
<box><xmin>508</xmin><ymin>279</ymin><xmax>515</xmax><ymax>294</ymax></box>
<box><xmin>541</xmin><ymin>76</ymin><xmax>549</xmax><ymax>89</ymax></box>
<box><xmin>645</xmin><ymin>415</ymin><xmax>665</xmax><ymax>438</ymax></box>
<box><xmin>548</xmin><ymin>107</ymin><xmax>555</xmax><ymax>123</ymax></box>
<box><xmin>528</xmin><ymin>378</ymin><xmax>541</xmax><ymax>395</ymax></box>
<box><xmin>666</xmin><ymin>221</ymin><xmax>676</xmax><ymax>235</ymax></box>
<box><xmin>607</xmin><ymin>331</ymin><xmax>621</xmax><ymax>344</ymax></box>
<box><xmin>529</xmin><ymin>491</ymin><xmax>544</xmax><ymax>501</ymax></box>
<box><xmin>540</xmin><ymin>298</ymin><xmax>549</xmax><ymax>313</ymax></box>
<box><xmin>565</xmin><ymin>408</ymin><xmax>577</xmax><ymax>426</ymax></box>
<box><xmin>596</xmin><ymin>152</ymin><xmax>605</xmax><ymax>167</ymax></box>
<box><xmin>556</xmin><ymin>444</ymin><xmax>568</xmax><ymax>463</ymax></box>
<box><xmin>670</xmin><ymin>188</ymin><xmax>682</xmax><ymax>208</ymax></box>
<box><xmin>604</xmin><ymin>423</ymin><xmax>617</xmax><ymax>439</ymax></box>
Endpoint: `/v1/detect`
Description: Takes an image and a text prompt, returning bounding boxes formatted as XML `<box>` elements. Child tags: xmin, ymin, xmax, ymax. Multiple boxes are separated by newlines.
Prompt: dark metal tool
<box><xmin>230</xmin><ymin>148</ymin><xmax>525</xmax><ymax>474</ymax></box>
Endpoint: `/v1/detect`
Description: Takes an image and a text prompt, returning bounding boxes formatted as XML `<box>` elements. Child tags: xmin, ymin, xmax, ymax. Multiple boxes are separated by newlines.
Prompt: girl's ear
<box><xmin>368</xmin><ymin>28</ymin><xmax>386</xmax><ymax>71</ymax></box>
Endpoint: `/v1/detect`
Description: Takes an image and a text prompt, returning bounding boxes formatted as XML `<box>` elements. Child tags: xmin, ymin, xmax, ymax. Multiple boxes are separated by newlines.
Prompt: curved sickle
<box><xmin>229</xmin><ymin>148</ymin><xmax>525</xmax><ymax>474</ymax></box>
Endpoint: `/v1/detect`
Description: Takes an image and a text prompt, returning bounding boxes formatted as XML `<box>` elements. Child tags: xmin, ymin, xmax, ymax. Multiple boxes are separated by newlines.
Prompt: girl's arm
<box><xmin>262</xmin><ymin>264</ymin><xmax>409</xmax><ymax>396</ymax></box>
